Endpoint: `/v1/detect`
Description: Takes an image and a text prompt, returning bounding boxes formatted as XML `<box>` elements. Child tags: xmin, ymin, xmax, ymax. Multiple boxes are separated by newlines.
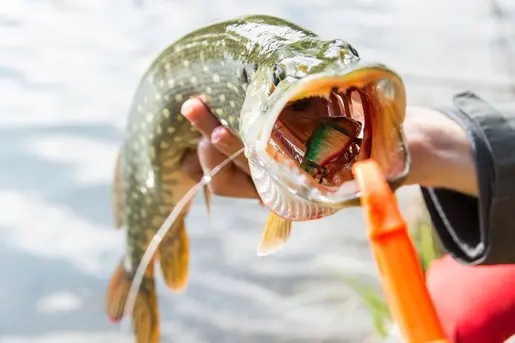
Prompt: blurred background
<box><xmin>0</xmin><ymin>0</ymin><xmax>514</xmax><ymax>342</ymax></box>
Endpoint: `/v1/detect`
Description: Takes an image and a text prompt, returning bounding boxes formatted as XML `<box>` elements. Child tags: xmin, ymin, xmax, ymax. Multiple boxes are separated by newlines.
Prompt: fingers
<box><xmin>180</xmin><ymin>97</ymin><xmax>257</xmax><ymax>198</ymax></box>
<box><xmin>181</xmin><ymin>98</ymin><xmax>248</xmax><ymax>174</ymax></box>
<box><xmin>180</xmin><ymin>150</ymin><xmax>203</xmax><ymax>181</ymax></box>
<box><xmin>211</xmin><ymin>126</ymin><xmax>250</xmax><ymax>174</ymax></box>
<box><xmin>180</xmin><ymin>98</ymin><xmax>219</xmax><ymax>137</ymax></box>
<box><xmin>197</xmin><ymin>137</ymin><xmax>258</xmax><ymax>199</ymax></box>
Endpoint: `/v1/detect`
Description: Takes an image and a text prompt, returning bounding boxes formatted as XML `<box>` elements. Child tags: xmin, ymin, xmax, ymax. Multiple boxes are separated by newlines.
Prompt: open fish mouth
<box><xmin>269</xmin><ymin>87</ymin><xmax>369</xmax><ymax>188</ymax></box>
<box><xmin>248</xmin><ymin>63</ymin><xmax>409</xmax><ymax>210</ymax></box>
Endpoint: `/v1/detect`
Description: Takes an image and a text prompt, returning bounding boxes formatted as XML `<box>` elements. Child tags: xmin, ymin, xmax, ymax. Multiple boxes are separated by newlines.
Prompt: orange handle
<box><xmin>352</xmin><ymin>160</ymin><xmax>448</xmax><ymax>343</ymax></box>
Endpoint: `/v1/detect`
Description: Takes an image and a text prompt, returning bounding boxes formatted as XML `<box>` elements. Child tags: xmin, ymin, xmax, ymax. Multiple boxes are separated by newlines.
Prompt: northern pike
<box><xmin>106</xmin><ymin>14</ymin><xmax>409</xmax><ymax>343</ymax></box>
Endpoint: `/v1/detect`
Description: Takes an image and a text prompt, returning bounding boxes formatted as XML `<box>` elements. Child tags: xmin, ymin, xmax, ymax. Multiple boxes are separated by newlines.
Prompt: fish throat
<box><xmin>267</xmin><ymin>82</ymin><xmax>376</xmax><ymax>192</ymax></box>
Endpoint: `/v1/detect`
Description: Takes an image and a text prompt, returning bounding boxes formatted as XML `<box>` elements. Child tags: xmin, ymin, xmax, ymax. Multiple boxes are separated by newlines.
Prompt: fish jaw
<box><xmin>241</xmin><ymin>61</ymin><xmax>409</xmax><ymax>220</ymax></box>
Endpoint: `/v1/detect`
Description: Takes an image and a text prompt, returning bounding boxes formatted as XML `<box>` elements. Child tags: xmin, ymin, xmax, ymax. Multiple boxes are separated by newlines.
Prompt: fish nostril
<box><xmin>347</xmin><ymin>43</ymin><xmax>359</xmax><ymax>58</ymax></box>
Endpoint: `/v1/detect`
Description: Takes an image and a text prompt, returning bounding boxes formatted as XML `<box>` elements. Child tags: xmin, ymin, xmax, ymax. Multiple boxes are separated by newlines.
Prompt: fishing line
<box><xmin>121</xmin><ymin>146</ymin><xmax>245</xmax><ymax>336</ymax></box>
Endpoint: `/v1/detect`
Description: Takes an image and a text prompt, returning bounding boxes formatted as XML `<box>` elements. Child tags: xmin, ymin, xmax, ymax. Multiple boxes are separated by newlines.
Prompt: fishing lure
<box><xmin>300</xmin><ymin>117</ymin><xmax>362</xmax><ymax>184</ymax></box>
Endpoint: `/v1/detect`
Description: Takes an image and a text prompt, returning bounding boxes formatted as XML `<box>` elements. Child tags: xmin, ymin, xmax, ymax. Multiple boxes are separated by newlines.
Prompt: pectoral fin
<box><xmin>257</xmin><ymin>212</ymin><xmax>292</xmax><ymax>256</ymax></box>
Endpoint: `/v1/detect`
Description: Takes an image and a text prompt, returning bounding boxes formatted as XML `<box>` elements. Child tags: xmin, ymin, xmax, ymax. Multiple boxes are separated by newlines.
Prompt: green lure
<box><xmin>300</xmin><ymin>117</ymin><xmax>362</xmax><ymax>176</ymax></box>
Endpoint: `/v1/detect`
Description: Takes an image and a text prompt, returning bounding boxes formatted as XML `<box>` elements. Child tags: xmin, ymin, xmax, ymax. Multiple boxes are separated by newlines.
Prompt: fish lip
<box><xmin>252</xmin><ymin>61</ymin><xmax>410</xmax><ymax>208</ymax></box>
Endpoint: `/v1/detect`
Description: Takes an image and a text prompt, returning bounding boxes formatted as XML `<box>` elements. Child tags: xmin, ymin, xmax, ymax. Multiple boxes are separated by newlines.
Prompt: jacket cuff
<box><xmin>421</xmin><ymin>91</ymin><xmax>515</xmax><ymax>265</ymax></box>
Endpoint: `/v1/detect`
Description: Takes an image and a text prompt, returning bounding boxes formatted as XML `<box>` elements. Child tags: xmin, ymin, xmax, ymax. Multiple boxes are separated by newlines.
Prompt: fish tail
<box><xmin>106</xmin><ymin>260</ymin><xmax>159</xmax><ymax>343</ymax></box>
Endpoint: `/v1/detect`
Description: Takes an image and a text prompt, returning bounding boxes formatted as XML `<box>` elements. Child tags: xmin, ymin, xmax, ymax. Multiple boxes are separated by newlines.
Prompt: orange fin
<box><xmin>257</xmin><ymin>212</ymin><xmax>292</xmax><ymax>256</ymax></box>
<box><xmin>203</xmin><ymin>185</ymin><xmax>211</xmax><ymax>216</ymax></box>
<box><xmin>113</xmin><ymin>147</ymin><xmax>125</xmax><ymax>229</ymax></box>
<box><xmin>105</xmin><ymin>261</ymin><xmax>159</xmax><ymax>343</ymax></box>
<box><xmin>158</xmin><ymin>218</ymin><xmax>189</xmax><ymax>291</ymax></box>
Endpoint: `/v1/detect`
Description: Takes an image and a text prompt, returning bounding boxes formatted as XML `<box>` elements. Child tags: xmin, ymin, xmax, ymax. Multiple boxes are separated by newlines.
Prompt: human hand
<box><xmin>180</xmin><ymin>98</ymin><xmax>259</xmax><ymax>199</ymax></box>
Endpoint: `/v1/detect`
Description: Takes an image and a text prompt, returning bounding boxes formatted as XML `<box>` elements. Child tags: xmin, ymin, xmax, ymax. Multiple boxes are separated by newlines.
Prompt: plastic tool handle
<box><xmin>352</xmin><ymin>160</ymin><xmax>448</xmax><ymax>343</ymax></box>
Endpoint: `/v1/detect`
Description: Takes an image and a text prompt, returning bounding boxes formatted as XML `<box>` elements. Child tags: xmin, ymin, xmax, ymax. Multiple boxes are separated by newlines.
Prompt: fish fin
<box><xmin>113</xmin><ymin>147</ymin><xmax>125</xmax><ymax>229</ymax></box>
<box><xmin>257</xmin><ymin>212</ymin><xmax>293</xmax><ymax>257</ymax></box>
<box><xmin>105</xmin><ymin>261</ymin><xmax>159</xmax><ymax>343</ymax></box>
<box><xmin>158</xmin><ymin>217</ymin><xmax>189</xmax><ymax>291</ymax></box>
<box><xmin>203</xmin><ymin>185</ymin><xmax>211</xmax><ymax>216</ymax></box>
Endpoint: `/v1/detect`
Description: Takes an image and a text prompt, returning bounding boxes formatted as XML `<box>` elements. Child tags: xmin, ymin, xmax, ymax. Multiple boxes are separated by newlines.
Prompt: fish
<box><xmin>106</xmin><ymin>14</ymin><xmax>410</xmax><ymax>343</ymax></box>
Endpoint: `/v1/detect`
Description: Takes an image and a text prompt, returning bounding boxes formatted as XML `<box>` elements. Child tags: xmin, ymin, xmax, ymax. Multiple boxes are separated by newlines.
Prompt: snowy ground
<box><xmin>0</xmin><ymin>0</ymin><xmax>513</xmax><ymax>342</ymax></box>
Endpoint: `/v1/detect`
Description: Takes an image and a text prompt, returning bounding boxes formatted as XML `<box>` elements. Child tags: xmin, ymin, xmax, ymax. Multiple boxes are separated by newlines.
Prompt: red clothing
<box><xmin>426</xmin><ymin>255</ymin><xmax>515</xmax><ymax>343</ymax></box>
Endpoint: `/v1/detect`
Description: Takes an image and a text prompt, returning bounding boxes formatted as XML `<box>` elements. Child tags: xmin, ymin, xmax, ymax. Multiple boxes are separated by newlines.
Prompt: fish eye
<box><xmin>272</xmin><ymin>65</ymin><xmax>286</xmax><ymax>87</ymax></box>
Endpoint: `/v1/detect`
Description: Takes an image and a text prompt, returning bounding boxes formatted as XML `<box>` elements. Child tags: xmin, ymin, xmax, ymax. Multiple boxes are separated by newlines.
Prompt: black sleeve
<box><xmin>420</xmin><ymin>91</ymin><xmax>515</xmax><ymax>266</ymax></box>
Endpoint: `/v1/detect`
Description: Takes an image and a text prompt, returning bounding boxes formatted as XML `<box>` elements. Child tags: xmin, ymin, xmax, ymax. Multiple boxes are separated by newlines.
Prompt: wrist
<box><xmin>403</xmin><ymin>106</ymin><xmax>478</xmax><ymax>196</ymax></box>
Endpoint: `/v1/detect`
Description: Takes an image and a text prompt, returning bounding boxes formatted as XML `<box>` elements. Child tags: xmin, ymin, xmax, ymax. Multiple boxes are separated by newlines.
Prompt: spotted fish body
<box><xmin>106</xmin><ymin>14</ymin><xmax>408</xmax><ymax>343</ymax></box>
<box><xmin>106</xmin><ymin>15</ymin><xmax>323</xmax><ymax>343</ymax></box>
